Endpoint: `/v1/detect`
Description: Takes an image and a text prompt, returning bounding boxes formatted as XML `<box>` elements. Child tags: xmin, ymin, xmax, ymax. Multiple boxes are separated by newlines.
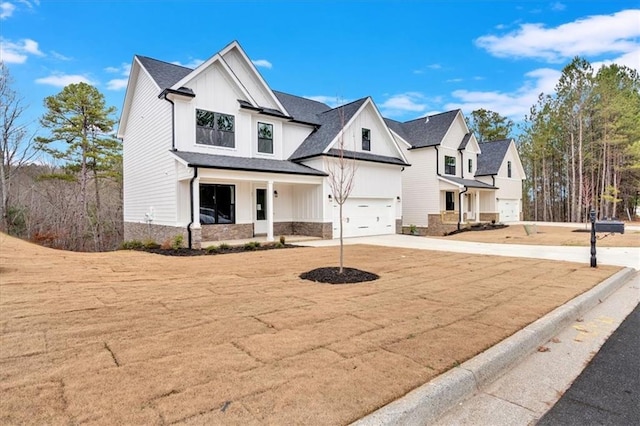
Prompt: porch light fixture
<box><xmin>274</xmin><ymin>190</ymin><xmax>278</xmax><ymax>198</ymax></box>
<box><xmin>397</xmin><ymin>196</ymin><xmax>401</xmax><ymax>201</ymax></box>
<box><xmin>328</xmin><ymin>194</ymin><xmax>332</xmax><ymax>200</ymax></box>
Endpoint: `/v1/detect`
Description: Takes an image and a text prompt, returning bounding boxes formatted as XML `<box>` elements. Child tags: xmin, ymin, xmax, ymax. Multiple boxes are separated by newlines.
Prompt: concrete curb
<box><xmin>351</xmin><ymin>267</ymin><xmax>636</xmax><ymax>426</ymax></box>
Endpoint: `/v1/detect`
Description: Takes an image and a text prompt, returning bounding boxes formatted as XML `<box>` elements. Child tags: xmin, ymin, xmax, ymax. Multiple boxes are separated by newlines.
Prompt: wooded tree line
<box><xmin>1</xmin><ymin>63</ymin><xmax>123</xmax><ymax>251</ymax></box>
<box><xmin>519</xmin><ymin>58</ymin><xmax>640</xmax><ymax>222</ymax></box>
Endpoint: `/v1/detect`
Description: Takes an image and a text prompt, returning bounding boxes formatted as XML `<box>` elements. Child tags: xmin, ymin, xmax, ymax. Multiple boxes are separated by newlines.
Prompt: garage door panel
<box><xmin>333</xmin><ymin>198</ymin><xmax>394</xmax><ymax>238</ymax></box>
<box><xmin>498</xmin><ymin>199</ymin><xmax>519</xmax><ymax>222</ymax></box>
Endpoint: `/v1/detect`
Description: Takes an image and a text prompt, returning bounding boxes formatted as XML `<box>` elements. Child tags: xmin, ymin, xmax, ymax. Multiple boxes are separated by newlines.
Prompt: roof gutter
<box><xmin>187</xmin><ymin>167</ymin><xmax>198</xmax><ymax>249</ymax></box>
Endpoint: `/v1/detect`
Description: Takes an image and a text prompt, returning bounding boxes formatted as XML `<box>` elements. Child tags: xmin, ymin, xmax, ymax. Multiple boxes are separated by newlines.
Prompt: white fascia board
<box><xmin>509</xmin><ymin>139</ymin><xmax>527</xmax><ymax>179</ymax></box>
<box><xmin>389</xmin><ymin>128</ymin><xmax>413</xmax><ymax>149</ymax></box>
<box><xmin>117</xmin><ymin>56</ymin><xmax>157</xmax><ymax>139</ymax></box>
<box><xmin>220</xmin><ymin>41</ymin><xmax>290</xmax><ymax>116</ymax></box>
<box><xmin>437</xmin><ymin>175</ymin><xmax>464</xmax><ymax>189</ymax></box>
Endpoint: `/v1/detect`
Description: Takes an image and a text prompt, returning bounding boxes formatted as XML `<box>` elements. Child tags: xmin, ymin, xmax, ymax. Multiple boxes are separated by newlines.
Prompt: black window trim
<box><xmin>195</xmin><ymin>109</ymin><xmax>236</xmax><ymax>148</ymax></box>
<box><xmin>362</xmin><ymin>128</ymin><xmax>371</xmax><ymax>151</ymax></box>
<box><xmin>199</xmin><ymin>183</ymin><xmax>236</xmax><ymax>225</ymax></box>
<box><xmin>444</xmin><ymin>155</ymin><xmax>456</xmax><ymax>175</ymax></box>
<box><xmin>257</xmin><ymin>121</ymin><xmax>274</xmax><ymax>154</ymax></box>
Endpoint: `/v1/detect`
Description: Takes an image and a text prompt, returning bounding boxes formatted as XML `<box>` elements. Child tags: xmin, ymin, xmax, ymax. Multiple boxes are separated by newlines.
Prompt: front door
<box><xmin>254</xmin><ymin>188</ymin><xmax>267</xmax><ymax>235</ymax></box>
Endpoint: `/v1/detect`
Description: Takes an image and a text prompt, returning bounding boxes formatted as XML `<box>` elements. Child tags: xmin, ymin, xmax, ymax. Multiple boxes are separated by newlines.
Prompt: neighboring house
<box><xmin>476</xmin><ymin>139</ymin><xmax>526</xmax><ymax>223</ymax></box>
<box><xmin>118</xmin><ymin>41</ymin><xmax>408</xmax><ymax>248</ymax></box>
<box><xmin>386</xmin><ymin>110</ymin><xmax>525</xmax><ymax>235</ymax></box>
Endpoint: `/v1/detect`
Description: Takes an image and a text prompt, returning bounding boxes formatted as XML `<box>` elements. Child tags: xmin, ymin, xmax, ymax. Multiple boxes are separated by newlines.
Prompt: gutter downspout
<box><xmin>435</xmin><ymin>146</ymin><xmax>440</xmax><ymax>176</ymax></box>
<box><xmin>458</xmin><ymin>186</ymin><xmax>468</xmax><ymax>230</ymax></box>
<box><xmin>187</xmin><ymin>167</ymin><xmax>198</xmax><ymax>249</ymax></box>
<box><xmin>161</xmin><ymin>92</ymin><xmax>176</xmax><ymax>151</ymax></box>
<box><xmin>459</xmin><ymin>149</ymin><xmax>464</xmax><ymax>179</ymax></box>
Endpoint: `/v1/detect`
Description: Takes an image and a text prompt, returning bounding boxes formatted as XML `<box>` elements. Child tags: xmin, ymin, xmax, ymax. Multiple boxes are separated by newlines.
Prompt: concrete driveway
<box><xmin>296</xmin><ymin>234</ymin><xmax>640</xmax><ymax>269</ymax></box>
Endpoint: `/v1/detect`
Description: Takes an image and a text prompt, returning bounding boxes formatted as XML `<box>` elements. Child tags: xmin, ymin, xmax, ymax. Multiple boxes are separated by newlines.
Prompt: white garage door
<box><xmin>498</xmin><ymin>199</ymin><xmax>520</xmax><ymax>222</ymax></box>
<box><xmin>333</xmin><ymin>198</ymin><xmax>395</xmax><ymax>238</ymax></box>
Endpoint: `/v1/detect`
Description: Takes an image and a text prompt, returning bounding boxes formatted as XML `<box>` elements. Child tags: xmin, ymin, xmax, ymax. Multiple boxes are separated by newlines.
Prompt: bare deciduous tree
<box><xmin>325</xmin><ymin>106</ymin><xmax>357</xmax><ymax>273</ymax></box>
<box><xmin>0</xmin><ymin>62</ymin><xmax>39</xmax><ymax>232</ymax></box>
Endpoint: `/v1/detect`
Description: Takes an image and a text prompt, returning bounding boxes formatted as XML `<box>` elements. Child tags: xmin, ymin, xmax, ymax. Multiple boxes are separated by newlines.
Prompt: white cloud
<box><xmin>380</xmin><ymin>92</ymin><xmax>429</xmax><ymax>117</ymax></box>
<box><xmin>475</xmin><ymin>9</ymin><xmax>640</xmax><ymax>63</ymax></box>
<box><xmin>0</xmin><ymin>38</ymin><xmax>43</xmax><ymax>63</ymax></box>
<box><xmin>0</xmin><ymin>2</ymin><xmax>15</xmax><ymax>19</ymax></box>
<box><xmin>446</xmin><ymin>78</ymin><xmax>463</xmax><ymax>83</ymax></box>
<box><xmin>35</xmin><ymin>74</ymin><xmax>94</xmax><ymax>87</ymax></box>
<box><xmin>445</xmin><ymin>67</ymin><xmax>561</xmax><ymax>120</ymax></box>
<box><xmin>107</xmin><ymin>78</ymin><xmax>128</xmax><ymax>90</ymax></box>
<box><xmin>252</xmin><ymin>59</ymin><xmax>272</xmax><ymax>69</ymax></box>
<box><xmin>50</xmin><ymin>50</ymin><xmax>71</xmax><ymax>61</ymax></box>
<box><xmin>17</xmin><ymin>0</ymin><xmax>40</xmax><ymax>8</ymax></box>
<box><xmin>551</xmin><ymin>2</ymin><xmax>566</xmax><ymax>12</ymax></box>
<box><xmin>172</xmin><ymin>58</ymin><xmax>204</xmax><ymax>69</ymax></box>
<box><xmin>103</xmin><ymin>62</ymin><xmax>131</xmax><ymax>90</ymax></box>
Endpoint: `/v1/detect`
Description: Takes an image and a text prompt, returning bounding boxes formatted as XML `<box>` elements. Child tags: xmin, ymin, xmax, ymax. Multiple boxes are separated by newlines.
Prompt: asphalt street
<box><xmin>537</xmin><ymin>303</ymin><xmax>640</xmax><ymax>426</ymax></box>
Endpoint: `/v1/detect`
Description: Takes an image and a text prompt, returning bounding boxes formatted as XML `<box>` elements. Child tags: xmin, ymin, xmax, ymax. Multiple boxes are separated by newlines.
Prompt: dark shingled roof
<box><xmin>440</xmin><ymin>176</ymin><xmax>497</xmax><ymax>189</ymax></box>
<box><xmin>387</xmin><ymin>110</ymin><xmax>460</xmax><ymax>149</ymax></box>
<box><xmin>136</xmin><ymin>55</ymin><xmax>192</xmax><ymax>90</ymax></box>
<box><xmin>288</xmin><ymin>98</ymin><xmax>368</xmax><ymax>161</ymax></box>
<box><xmin>325</xmin><ymin>149</ymin><xmax>409</xmax><ymax>166</ymax></box>
<box><xmin>273</xmin><ymin>91</ymin><xmax>332</xmax><ymax>125</ymax></box>
<box><xmin>476</xmin><ymin>139</ymin><xmax>512</xmax><ymax>176</ymax></box>
<box><xmin>172</xmin><ymin>151</ymin><xmax>326</xmax><ymax>176</ymax></box>
<box><xmin>458</xmin><ymin>132</ymin><xmax>473</xmax><ymax>150</ymax></box>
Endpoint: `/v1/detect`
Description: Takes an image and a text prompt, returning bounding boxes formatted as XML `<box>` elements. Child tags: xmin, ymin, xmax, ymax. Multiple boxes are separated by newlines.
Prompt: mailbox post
<box><xmin>590</xmin><ymin>209</ymin><xmax>597</xmax><ymax>268</ymax></box>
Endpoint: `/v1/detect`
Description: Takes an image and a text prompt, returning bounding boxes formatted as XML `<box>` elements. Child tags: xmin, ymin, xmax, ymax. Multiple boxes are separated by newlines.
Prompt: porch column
<box><xmin>192</xmin><ymin>176</ymin><xmax>200</xmax><ymax>227</ymax></box>
<box><xmin>266</xmin><ymin>180</ymin><xmax>274</xmax><ymax>242</ymax></box>
<box><xmin>459</xmin><ymin>190</ymin><xmax>465</xmax><ymax>224</ymax></box>
<box><xmin>475</xmin><ymin>190</ymin><xmax>480</xmax><ymax>223</ymax></box>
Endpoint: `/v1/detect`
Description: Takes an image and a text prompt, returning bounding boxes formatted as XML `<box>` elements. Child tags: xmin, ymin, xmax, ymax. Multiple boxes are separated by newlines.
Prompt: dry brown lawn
<box><xmin>0</xmin><ymin>233</ymin><xmax>621</xmax><ymax>425</ymax></box>
<box><xmin>436</xmin><ymin>224</ymin><xmax>640</xmax><ymax>247</ymax></box>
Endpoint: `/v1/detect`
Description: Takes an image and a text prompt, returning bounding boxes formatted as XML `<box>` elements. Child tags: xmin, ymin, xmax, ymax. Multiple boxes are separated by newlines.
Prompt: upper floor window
<box><xmin>196</xmin><ymin>109</ymin><xmax>235</xmax><ymax>148</ymax></box>
<box><xmin>257</xmin><ymin>122</ymin><xmax>273</xmax><ymax>154</ymax></box>
<box><xmin>468</xmin><ymin>159</ymin><xmax>473</xmax><ymax>174</ymax></box>
<box><xmin>362</xmin><ymin>128</ymin><xmax>371</xmax><ymax>151</ymax></box>
<box><xmin>445</xmin><ymin>156</ymin><xmax>456</xmax><ymax>175</ymax></box>
<box><xmin>507</xmin><ymin>161</ymin><xmax>512</xmax><ymax>178</ymax></box>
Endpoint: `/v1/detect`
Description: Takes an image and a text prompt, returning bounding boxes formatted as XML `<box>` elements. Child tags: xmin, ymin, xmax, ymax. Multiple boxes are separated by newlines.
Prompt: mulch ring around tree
<box><xmin>300</xmin><ymin>267</ymin><xmax>379</xmax><ymax>284</ymax></box>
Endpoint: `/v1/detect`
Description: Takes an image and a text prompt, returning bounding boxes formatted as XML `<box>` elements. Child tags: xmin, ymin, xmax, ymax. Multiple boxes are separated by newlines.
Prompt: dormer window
<box><xmin>257</xmin><ymin>122</ymin><xmax>273</xmax><ymax>154</ymax></box>
<box><xmin>507</xmin><ymin>161</ymin><xmax>512</xmax><ymax>178</ymax></box>
<box><xmin>362</xmin><ymin>128</ymin><xmax>371</xmax><ymax>151</ymax></box>
<box><xmin>468</xmin><ymin>159</ymin><xmax>473</xmax><ymax>174</ymax></box>
<box><xmin>445</xmin><ymin>156</ymin><xmax>456</xmax><ymax>175</ymax></box>
<box><xmin>196</xmin><ymin>109</ymin><xmax>235</xmax><ymax>148</ymax></box>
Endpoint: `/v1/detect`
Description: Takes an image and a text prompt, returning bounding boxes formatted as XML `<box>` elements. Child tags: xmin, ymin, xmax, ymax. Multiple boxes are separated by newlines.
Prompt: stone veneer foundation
<box><xmin>124</xmin><ymin>222</ymin><xmax>189</xmax><ymax>247</ymax></box>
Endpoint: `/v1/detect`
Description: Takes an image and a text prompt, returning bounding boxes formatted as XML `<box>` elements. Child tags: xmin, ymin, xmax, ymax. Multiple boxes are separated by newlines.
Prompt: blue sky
<box><xmin>2</xmin><ymin>0</ymin><xmax>639</xmax><ymax>139</ymax></box>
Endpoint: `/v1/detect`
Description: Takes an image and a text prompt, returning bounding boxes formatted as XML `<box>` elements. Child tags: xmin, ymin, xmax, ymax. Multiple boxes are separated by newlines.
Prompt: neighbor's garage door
<box><xmin>333</xmin><ymin>198</ymin><xmax>395</xmax><ymax>238</ymax></box>
<box><xmin>498</xmin><ymin>199</ymin><xmax>520</xmax><ymax>222</ymax></box>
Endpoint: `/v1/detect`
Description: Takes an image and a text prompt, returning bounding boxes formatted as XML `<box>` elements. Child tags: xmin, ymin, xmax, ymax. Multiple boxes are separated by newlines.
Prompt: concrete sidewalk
<box><xmin>295</xmin><ymin>234</ymin><xmax>640</xmax><ymax>269</ymax></box>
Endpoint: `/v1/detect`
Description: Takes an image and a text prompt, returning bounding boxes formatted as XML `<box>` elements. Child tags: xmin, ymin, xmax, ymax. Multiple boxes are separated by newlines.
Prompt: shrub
<box><xmin>219</xmin><ymin>243</ymin><xmax>230</xmax><ymax>250</ymax></box>
<box><xmin>120</xmin><ymin>240</ymin><xmax>144</xmax><ymax>250</ymax></box>
<box><xmin>205</xmin><ymin>245</ymin><xmax>219</xmax><ymax>254</ymax></box>
<box><xmin>279</xmin><ymin>235</ymin><xmax>286</xmax><ymax>245</ymax></box>
<box><xmin>142</xmin><ymin>239</ymin><xmax>160</xmax><ymax>249</ymax></box>
<box><xmin>244</xmin><ymin>241</ymin><xmax>261</xmax><ymax>250</ymax></box>
<box><xmin>171</xmin><ymin>234</ymin><xmax>184</xmax><ymax>250</ymax></box>
<box><xmin>275</xmin><ymin>241</ymin><xmax>284</xmax><ymax>248</ymax></box>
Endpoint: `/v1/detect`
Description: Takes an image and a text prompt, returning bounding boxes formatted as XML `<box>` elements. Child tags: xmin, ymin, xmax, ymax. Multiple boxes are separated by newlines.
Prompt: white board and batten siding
<box><xmin>122</xmin><ymin>68</ymin><xmax>177</xmax><ymax>226</ymax></box>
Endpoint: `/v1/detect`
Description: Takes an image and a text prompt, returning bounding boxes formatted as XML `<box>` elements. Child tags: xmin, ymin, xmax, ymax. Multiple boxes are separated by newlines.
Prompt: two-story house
<box><xmin>386</xmin><ymin>111</ymin><xmax>525</xmax><ymax>235</ymax></box>
<box><xmin>118</xmin><ymin>41</ymin><xmax>409</xmax><ymax>248</ymax></box>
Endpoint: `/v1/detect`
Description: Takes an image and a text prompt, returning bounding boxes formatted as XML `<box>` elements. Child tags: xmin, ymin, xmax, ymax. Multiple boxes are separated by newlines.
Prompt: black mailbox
<box><xmin>595</xmin><ymin>220</ymin><xmax>625</xmax><ymax>234</ymax></box>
